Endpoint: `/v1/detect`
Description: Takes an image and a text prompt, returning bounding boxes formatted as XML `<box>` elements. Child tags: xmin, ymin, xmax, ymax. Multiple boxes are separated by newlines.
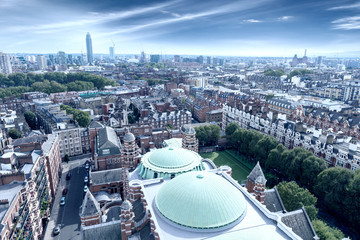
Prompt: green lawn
<box><xmin>200</xmin><ymin>150</ymin><xmax>253</xmax><ymax>183</ymax></box>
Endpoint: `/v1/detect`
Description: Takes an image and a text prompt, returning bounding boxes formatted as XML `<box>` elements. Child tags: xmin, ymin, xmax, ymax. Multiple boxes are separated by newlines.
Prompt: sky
<box><xmin>2</xmin><ymin>0</ymin><xmax>360</xmax><ymax>56</ymax></box>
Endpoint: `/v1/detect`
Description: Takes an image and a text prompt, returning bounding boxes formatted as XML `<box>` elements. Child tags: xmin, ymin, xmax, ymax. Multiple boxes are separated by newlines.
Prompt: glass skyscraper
<box><xmin>86</xmin><ymin>32</ymin><xmax>93</xmax><ymax>64</ymax></box>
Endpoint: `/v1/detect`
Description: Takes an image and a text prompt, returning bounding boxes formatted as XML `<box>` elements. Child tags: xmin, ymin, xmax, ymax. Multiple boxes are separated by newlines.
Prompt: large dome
<box><xmin>155</xmin><ymin>171</ymin><xmax>247</xmax><ymax>231</ymax></box>
<box><xmin>138</xmin><ymin>147</ymin><xmax>203</xmax><ymax>179</ymax></box>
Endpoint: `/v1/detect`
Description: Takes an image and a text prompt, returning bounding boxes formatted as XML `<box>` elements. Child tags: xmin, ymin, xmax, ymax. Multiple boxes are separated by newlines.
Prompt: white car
<box><xmin>84</xmin><ymin>185</ymin><xmax>88</xmax><ymax>193</ymax></box>
<box><xmin>84</xmin><ymin>176</ymin><xmax>88</xmax><ymax>183</ymax></box>
<box><xmin>60</xmin><ymin>196</ymin><xmax>66</xmax><ymax>206</ymax></box>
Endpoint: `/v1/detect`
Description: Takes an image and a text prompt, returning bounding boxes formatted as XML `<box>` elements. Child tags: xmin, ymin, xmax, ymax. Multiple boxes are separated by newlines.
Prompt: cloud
<box><xmin>328</xmin><ymin>2</ymin><xmax>360</xmax><ymax>10</ymax></box>
<box><xmin>277</xmin><ymin>16</ymin><xmax>293</xmax><ymax>21</ymax></box>
<box><xmin>103</xmin><ymin>0</ymin><xmax>272</xmax><ymax>36</ymax></box>
<box><xmin>242</xmin><ymin>19</ymin><xmax>262</xmax><ymax>23</ymax></box>
<box><xmin>332</xmin><ymin>16</ymin><xmax>360</xmax><ymax>30</ymax></box>
<box><xmin>3</xmin><ymin>0</ymin><xmax>179</xmax><ymax>33</ymax></box>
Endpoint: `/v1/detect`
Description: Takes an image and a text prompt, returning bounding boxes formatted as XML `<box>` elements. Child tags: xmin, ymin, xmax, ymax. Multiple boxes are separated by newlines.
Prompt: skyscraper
<box><xmin>86</xmin><ymin>32</ymin><xmax>93</xmax><ymax>64</ymax></box>
<box><xmin>57</xmin><ymin>51</ymin><xmax>66</xmax><ymax>65</ymax></box>
<box><xmin>0</xmin><ymin>52</ymin><xmax>12</xmax><ymax>74</ymax></box>
<box><xmin>36</xmin><ymin>55</ymin><xmax>47</xmax><ymax>70</ymax></box>
<box><xmin>109</xmin><ymin>46</ymin><xmax>114</xmax><ymax>60</ymax></box>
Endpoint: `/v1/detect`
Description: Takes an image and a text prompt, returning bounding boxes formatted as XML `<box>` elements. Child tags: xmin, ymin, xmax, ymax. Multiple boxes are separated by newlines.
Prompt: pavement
<box><xmin>43</xmin><ymin>156</ymin><xmax>90</xmax><ymax>240</ymax></box>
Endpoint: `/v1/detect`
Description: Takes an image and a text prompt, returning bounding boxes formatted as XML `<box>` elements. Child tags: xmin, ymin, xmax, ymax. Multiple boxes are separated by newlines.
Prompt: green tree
<box><xmin>64</xmin><ymin>154</ymin><xmax>70</xmax><ymax>163</ymax></box>
<box><xmin>195</xmin><ymin>125</ymin><xmax>221</xmax><ymax>146</ymax></box>
<box><xmin>74</xmin><ymin>111</ymin><xmax>90</xmax><ymax>127</ymax></box>
<box><xmin>266</xmin><ymin>144</ymin><xmax>286</xmax><ymax>170</ymax></box>
<box><xmin>254</xmin><ymin>135</ymin><xmax>278</xmax><ymax>166</ymax></box>
<box><xmin>225</xmin><ymin>122</ymin><xmax>239</xmax><ymax>138</ymax></box>
<box><xmin>300</xmin><ymin>156</ymin><xmax>327</xmax><ymax>191</ymax></box>
<box><xmin>312</xmin><ymin>219</ymin><xmax>344</xmax><ymax>240</ymax></box>
<box><xmin>8</xmin><ymin>128</ymin><xmax>22</xmax><ymax>139</ymax></box>
<box><xmin>315</xmin><ymin>167</ymin><xmax>354</xmax><ymax>214</ymax></box>
<box><xmin>24</xmin><ymin>111</ymin><xmax>37</xmax><ymax>130</ymax></box>
<box><xmin>277</xmin><ymin>181</ymin><xmax>318</xmax><ymax>220</ymax></box>
<box><xmin>265</xmin><ymin>94</ymin><xmax>275</xmax><ymax>101</ymax></box>
<box><xmin>286</xmin><ymin>148</ymin><xmax>312</xmax><ymax>182</ymax></box>
<box><xmin>8</xmin><ymin>73</ymin><xmax>27</xmax><ymax>86</ymax></box>
<box><xmin>344</xmin><ymin>170</ymin><xmax>360</xmax><ymax>231</ymax></box>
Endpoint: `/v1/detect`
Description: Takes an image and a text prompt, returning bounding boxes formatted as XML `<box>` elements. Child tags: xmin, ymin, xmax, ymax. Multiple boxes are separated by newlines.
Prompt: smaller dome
<box><xmin>138</xmin><ymin>146</ymin><xmax>204</xmax><ymax>179</ymax></box>
<box><xmin>123</xmin><ymin>132</ymin><xmax>135</xmax><ymax>142</ymax></box>
<box><xmin>181</xmin><ymin>125</ymin><xmax>195</xmax><ymax>135</ymax></box>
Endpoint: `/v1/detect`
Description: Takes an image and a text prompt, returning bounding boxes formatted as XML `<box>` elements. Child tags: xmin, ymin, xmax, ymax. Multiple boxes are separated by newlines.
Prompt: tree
<box><xmin>248</xmin><ymin>131</ymin><xmax>264</xmax><ymax>159</ymax></box>
<box><xmin>286</xmin><ymin>148</ymin><xmax>312</xmax><ymax>182</ymax></box>
<box><xmin>312</xmin><ymin>219</ymin><xmax>344</xmax><ymax>240</ymax></box>
<box><xmin>24</xmin><ymin>111</ymin><xmax>37</xmax><ymax>130</ymax></box>
<box><xmin>254</xmin><ymin>135</ymin><xmax>278</xmax><ymax>166</ymax></box>
<box><xmin>64</xmin><ymin>154</ymin><xmax>70</xmax><ymax>163</ymax></box>
<box><xmin>265</xmin><ymin>94</ymin><xmax>275</xmax><ymax>101</ymax></box>
<box><xmin>266</xmin><ymin>144</ymin><xmax>286</xmax><ymax>170</ymax></box>
<box><xmin>277</xmin><ymin>181</ymin><xmax>318</xmax><ymax>220</ymax></box>
<box><xmin>225</xmin><ymin>122</ymin><xmax>239</xmax><ymax>138</ymax></box>
<box><xmin>344</xmin><ymin>170</ymin><xmax>360</xmax><ymax>231</ymax></box>
<box><xmin>195</xmin><ymin>125</ymin><xmax>221</xmax><ymax>146</ymax></box>
<box><xmin>8</xmin><ymin>128</ymin><xmax>22</xmax><ymax>139</ymax></box>
<box><xmin>300</xmin><ymin>156</ymin><xmax>327</xmax><ymax>191</ymax></box>
<box><xmin>74</xmin><ymin>111</ymin><xmax>90</xmax><ymax>127</ymax></box>
<box><xmin>315</xmin><ymin>167</ymin><xmax>354</xmax><ymax>214</ymax></box>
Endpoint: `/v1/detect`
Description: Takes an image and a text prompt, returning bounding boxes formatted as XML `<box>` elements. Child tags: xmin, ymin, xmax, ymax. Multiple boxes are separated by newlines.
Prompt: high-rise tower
<box><xmin>86</xmin><ymin>32</ymin><xmax>93</xmax><ymax>64</ymax></box>
<box><xmin>109</xmin><ymin>46</ymin><xmax>114</xmax><ymax>60</ymax></box>
<box><xmin>0</xmin><ymin>52</ymin><xmax>12</xmax><ymax>74</ymax></box>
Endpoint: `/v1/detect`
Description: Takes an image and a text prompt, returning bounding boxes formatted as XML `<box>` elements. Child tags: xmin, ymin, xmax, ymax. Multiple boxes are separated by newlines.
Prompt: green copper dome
<box><xmin>138</xmin><ymin>147</ymin><xmax>204</xmax><ymax>179</ymax></box>
<box><xmin>148</xmin><ymin>147</ymin><xmax>197</xmax><ymax>168</ymax></box>
<box><xmin>155</xmin><ymin>171</ymin><xmax>247</xmax><ymax>230</ymax></box>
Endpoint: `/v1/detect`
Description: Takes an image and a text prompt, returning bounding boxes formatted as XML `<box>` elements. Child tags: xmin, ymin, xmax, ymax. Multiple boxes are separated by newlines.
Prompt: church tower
<box><xmin>121</xmin><ymin>130</ymin><xmax>141</xmax><ymax>171</ymax></box>
<box><xmin>181</xmin><ymin>125</ymin><xmax>198</xmax><ymax>153</ymax></box>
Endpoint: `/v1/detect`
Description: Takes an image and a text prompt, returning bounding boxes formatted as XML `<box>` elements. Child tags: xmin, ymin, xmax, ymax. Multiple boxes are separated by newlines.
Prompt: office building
<box><xmin>36</xmin><ymin>55</ymin><xmax>47</xmax><ymax>70</ymax></box>
<box><xmin>86</xmin><ymin>32</ymin><xmax>94</xmax><ymax>64</ymax></box>
<box><xmin>150</xmin><ymin>55</ymin><xmax>160</xmax><ymax>63</ymax></box>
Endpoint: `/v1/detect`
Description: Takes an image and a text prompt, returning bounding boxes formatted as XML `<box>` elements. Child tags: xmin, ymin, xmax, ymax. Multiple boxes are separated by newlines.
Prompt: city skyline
<box><xmin>2</xmin><ymin>0</ymin><xmax>360</xmax><ymax>56</ymax></box>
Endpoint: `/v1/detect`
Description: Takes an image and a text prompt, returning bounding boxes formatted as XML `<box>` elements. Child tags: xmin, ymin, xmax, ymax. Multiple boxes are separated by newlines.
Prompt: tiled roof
<box><xmin>90</xmin><ymin>168</ymin><xmax>123</xmax><ymax>185</ymax></box>
<box><xmin>247</xmin><ymin>162</ymin><xmax>265</xmax><ymax>183</ymax></box>
<box><xmin>264</xmin><ymin>187</ymin><xmax>286</xmax><ymax>213</ymax></box>
<box><xmin>281</xmin><ymin>207</ymin><xmax>318</xmax><ymax>240</ymax></box>
<box><xmin>97</xmin><ymin>127</ymin><xmax>121</xmax><ymax>156</ymax></box>
<box><xmin>82</xmin><ymin>220</ymin><xmax>122</xmax><ymax>240</ymax></box>
<box><xmin>80</xmin><ymin>191</ymin><xmax>100</xmax><ymax>217</ymax></box>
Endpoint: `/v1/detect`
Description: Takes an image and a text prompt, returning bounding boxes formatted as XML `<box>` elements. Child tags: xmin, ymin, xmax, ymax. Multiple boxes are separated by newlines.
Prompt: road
<box><xmin>43</xmin><ymin>157</ymin><xmax>89</xmax><ymax>240</ymax></box>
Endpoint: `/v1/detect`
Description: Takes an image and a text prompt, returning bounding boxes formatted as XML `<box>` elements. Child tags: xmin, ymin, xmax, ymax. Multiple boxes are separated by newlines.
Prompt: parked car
<box><xmin>53</xmin><ymin>225</ymin><xmax>61</xmax><ymax>235</ymax></box>
<box><xmin>66</xmin><ymin>172</ymin><xmax>71</xmax><ymax>180</ymax></box>
<box><xmin>62</xmin><ymin>188</ymin><xmax>68</xmax><ymax>195</ymax></box>
<box><xmin>84</xmin><ymin>185</ymin><xmax>88</xmax><ymax>193</ymax></box>
<box><xmin>84</xmin><ymin>176</ymin><xmax>88</xmax><ymax>183</ymax></box>
<box><xmin>60</xmin><ymin>196</ymin><xmax>66</xmax><ymax>206</ymax></box>
<box><xmin>85</xmin><ymin>162</ymin><xmax>89</xmax><ymax>170</ymax></box>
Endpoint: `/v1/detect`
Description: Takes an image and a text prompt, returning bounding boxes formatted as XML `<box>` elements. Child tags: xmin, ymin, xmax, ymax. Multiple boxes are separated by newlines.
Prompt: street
<box><xmin>43</xmin><ymin>157</ymin><xmax>89</xmax><ymax>240</ymax></box>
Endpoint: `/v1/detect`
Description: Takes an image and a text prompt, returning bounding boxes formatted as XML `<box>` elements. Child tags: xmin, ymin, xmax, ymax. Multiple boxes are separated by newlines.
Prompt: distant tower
<box><xmin>86</xmin><ymin>32</ymin><xmax>94</xmax><ymax>64</ymax></box>
<box><xmin>36</xmin><ymin>55</ymin><xmax>47</xmax><ymax>70</ymax></box>
<box><xmin>109</xmin><ymin>46</ymin><xmax>115</xmax><ymax>60</ymax></box>
<box><xmin>181</xmin><ymin>125</ymin><xmax>198</xmax><ymax>153</ymax></box>
<box><xmin>121</xmin><ymin>130</ymin><xmax>141</xmax><ymax>171</ymax></box>
<box><xmin>0</xmin><ymin>52</ymin><xmax>12</xmax><ymax>74</ymax></box>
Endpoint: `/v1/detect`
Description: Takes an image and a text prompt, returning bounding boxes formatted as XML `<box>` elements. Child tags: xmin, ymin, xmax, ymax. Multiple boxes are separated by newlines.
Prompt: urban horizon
<box><xmin>2</xmin><ymin>0</ymin><xmax>360</xmax><ymax>57</ymax></box>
